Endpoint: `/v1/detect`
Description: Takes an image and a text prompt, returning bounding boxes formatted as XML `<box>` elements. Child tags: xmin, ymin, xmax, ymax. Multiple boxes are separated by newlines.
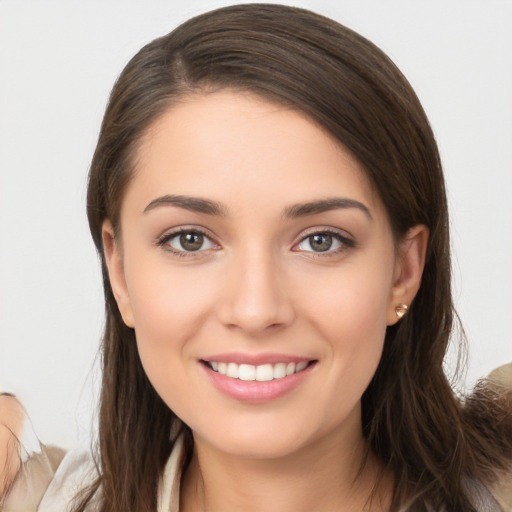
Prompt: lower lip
<box><xmin>201</xmin><ymin>362</ymin><xmax>315</xmax><ymax>404</ymax></box>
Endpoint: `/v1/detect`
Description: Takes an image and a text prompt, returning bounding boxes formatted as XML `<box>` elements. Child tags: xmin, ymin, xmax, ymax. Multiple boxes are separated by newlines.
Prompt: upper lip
<box><xmin>201</xmin><ymin>352</ymin><xmax>314</xmax><ymax>366</ymax></box>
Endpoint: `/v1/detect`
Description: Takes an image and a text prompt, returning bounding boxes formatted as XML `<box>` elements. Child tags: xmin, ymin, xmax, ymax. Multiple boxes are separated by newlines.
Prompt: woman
<box><xmin>1</xmin><ymin>4</ymin><xmax>511</xmax><ymax>511</ymax></box>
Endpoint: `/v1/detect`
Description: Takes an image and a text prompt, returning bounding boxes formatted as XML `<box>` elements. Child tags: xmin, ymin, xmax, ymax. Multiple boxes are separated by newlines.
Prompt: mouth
<box><xmin>201</xmin><ymin>360</ymin><xmax>316</xmax><ymax>382</ymax></box>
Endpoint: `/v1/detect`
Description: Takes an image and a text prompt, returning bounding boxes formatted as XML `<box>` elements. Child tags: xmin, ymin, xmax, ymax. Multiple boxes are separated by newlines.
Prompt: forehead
<box><xmin>125</xmin><ymin>91</ymin><xmax>382</xmax><ymax>219</ymax></box>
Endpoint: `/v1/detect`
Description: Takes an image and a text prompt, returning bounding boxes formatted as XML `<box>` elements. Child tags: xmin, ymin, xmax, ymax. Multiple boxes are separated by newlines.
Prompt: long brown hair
<box><xmin>76</xmin><ymin>4</ymin><xmax>511</xmax><ymax>511</ymax></box>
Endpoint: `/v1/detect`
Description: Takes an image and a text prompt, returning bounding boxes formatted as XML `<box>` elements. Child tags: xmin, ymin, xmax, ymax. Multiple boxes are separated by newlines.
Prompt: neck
<box><xmin>180</xmin><ymin>414</ymin><xmax>392</xmax><ymax>512</ymax></box>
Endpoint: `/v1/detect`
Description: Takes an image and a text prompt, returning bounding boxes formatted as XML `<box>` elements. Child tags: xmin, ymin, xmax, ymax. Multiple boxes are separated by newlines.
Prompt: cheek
<box><xmin>300</xmin><ymin>272</ymin><xmax>390</xmax><ymax>426</ymax></box>
<box><xmin>126</xmin><ymin>250</ymin><xmax>221</xmax><ymax>335</ymax></box>
<box><xmin>296</xmin><ymin>256</ymin><xmax>394</xmax><ymax>392</ymax></box>
<box><xmin>301</xmin><ymin>261</ymin><xmax>392</xmax><ymax>342</ymax></box>
<box><xmin>122</xmin><ymin>256</ymin><xmax>221</xmax><ymax>391</ymax></box>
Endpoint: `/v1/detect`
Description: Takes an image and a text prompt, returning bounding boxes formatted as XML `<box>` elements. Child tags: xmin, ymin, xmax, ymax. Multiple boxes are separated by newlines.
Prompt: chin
<box><xmin>215</xmin><ymin>433</ymin><xmax>308</xmax><ymax>460</ymax></box>
<box><xmin>191</xmin><ymin>414</ymin><xmax>332</xmax><ymax>461</ymax></box>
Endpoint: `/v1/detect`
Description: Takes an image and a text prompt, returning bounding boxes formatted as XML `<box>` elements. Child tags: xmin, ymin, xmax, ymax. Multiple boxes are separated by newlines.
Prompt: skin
<box><xmin>103</xmin><ymin>91</ymin><xmax>428</xmax><ymax>511</ymax></box>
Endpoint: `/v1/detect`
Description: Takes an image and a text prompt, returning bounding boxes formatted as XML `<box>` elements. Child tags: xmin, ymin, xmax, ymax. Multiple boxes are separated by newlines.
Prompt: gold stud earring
<box><xmin>395</xmin><ymin>303</ymin><xmax>408</xmax><ymax>319</ymax></box>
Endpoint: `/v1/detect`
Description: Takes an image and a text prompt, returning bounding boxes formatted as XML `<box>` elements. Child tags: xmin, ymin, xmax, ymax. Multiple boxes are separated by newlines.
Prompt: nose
<box><xmin>217</xmin><ymin>248</ymin><xmax>295</xmax><ymax>336</ymax></box>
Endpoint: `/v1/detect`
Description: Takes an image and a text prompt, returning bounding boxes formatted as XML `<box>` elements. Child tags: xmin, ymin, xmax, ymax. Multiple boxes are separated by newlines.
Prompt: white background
<box><xmin>1</xmin><ymin>0</ymin><xmax>511</xmax><ymax>449</ymax></box>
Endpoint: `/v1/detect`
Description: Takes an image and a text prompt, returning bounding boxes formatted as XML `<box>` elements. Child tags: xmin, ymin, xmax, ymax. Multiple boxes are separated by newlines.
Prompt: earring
<box><xmin>395</xmin><ymin>303</ymin><xmax>408</xmax><ymax>319</ymax></box>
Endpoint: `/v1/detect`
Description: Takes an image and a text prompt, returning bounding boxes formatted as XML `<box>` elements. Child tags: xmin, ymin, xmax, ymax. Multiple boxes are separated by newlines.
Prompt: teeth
<box><xmin>209</xmin><ymin>360</ymin><xmax>310</xmax><ymax>381</ymax></box>
<box><xmin>273</xmin><ymin>363</ymin><xmax>286</xmax><ymax>379</ymax></box>
<box><xmin>226</xmin><ymin>362</ymin><xmax>238</xmax><ymax>378</ymax></box>
<box><xmin>256</xmin><ymin>364</ymin><xmax>273</xmax><ymax>382</ymax></box>
<box><xmin>296</xmin><ymin>361</ymin><xmax>308</xmax><ymax>372</ymax></box>
<box><xmin>239</xmin><ymin>364</ymin><xmax>256</xmax><ymax>381</ymax></box>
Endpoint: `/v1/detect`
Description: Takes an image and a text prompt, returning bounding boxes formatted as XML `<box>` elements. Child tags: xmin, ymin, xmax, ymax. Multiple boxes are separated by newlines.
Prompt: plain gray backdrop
<box><xmin>1</xmin><ymin>0</ymin><xmax>511</xmax><ymax>449</ymax></box>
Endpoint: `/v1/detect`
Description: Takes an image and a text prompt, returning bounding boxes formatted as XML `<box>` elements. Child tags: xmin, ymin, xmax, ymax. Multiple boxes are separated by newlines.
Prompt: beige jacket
<box><xmin>0</xmin><ymin>428</ymin><xmax>185</xmax><ymax>512</ymax></box>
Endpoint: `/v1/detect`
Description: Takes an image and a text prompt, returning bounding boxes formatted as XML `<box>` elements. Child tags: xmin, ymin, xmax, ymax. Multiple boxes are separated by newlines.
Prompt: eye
<box><xmin>159</xmin><ymin>229</ymin><xmax>218</xmax><ymax>255</ymax></box>
<box><xmin>294</xmin><ymin>230</ymin><xmax>354</xmax><ymax>254</ymax></box>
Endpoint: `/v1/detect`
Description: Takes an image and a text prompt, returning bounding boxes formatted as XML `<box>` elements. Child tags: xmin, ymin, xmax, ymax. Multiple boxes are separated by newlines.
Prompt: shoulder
<box><xmin>37</xmin><ymin>445</ymin><xmax>100</xmax><ymax>512</ymax></box>
<box><xmin>3</xmin><ymin>442</ymin><xmax>99</xmax><ymax>512</ymax></box>
<box><xmin>0</xmin><ymin>395</ymin><xmax>99</xmax><ymax>512</ymax></box>
<box><xmin>487</xmin><ymin>363</ymin><xmax>512</xmax><ymax>392</ymax></box>
<box><xmin>484</xmin><ymin>364</ymin><xmax>512</xmax><ymax>511</ymax></box>
<box><xmin>490</xmin><ymin>467</ymin><xmax>512</xmax><ymax>512</ymax></box>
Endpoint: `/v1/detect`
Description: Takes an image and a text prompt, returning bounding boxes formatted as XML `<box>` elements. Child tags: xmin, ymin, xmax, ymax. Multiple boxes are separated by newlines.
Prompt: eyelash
<box><xmin>156</xmin><ymin>227</ymin><xmax>355</xmax><ymax>258</ymax></box>
<box><xmin>293</xmin><ymin>228</ymin><xmax>355</xmax><ymax>257</ymax></box>
<box><xmin>156</xmin><ymin>228</ymin><xmax>218</xmax><ymax>258</ymax></box>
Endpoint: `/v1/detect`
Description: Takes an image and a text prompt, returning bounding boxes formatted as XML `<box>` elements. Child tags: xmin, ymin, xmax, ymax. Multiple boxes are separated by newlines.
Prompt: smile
<box><xmin>204</xmin><ymin>361</ymin><xmax>310</xmax><ymax>381</ymax></box>
<box><xmin>201</xmin><ymin>356</ymin><xmax>317</xmax><ymax>403</ymax></box>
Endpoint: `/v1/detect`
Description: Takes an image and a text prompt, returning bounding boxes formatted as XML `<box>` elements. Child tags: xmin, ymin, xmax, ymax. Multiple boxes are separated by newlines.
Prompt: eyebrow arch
<box><xmin>143</xmin><ymin>195</ymin><xmax>229</xmax><ymax>216</ymax></box>
<box><xmin>283</xmin><ymin>198</ymin><xmax>372</xmax><ymax>220</ymax></box>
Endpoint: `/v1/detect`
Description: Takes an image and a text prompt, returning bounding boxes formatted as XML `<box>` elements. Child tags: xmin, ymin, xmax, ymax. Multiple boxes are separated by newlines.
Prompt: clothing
<box><xmin>3</xmin><ymin>430</ymin><xmax>511</xmax><ymax>512</ymax></box>
<box><xmin>0</xmin><ymin>431</ymin><xmax>184</xmax><ymax>512</ymax></box>
<box><xmin>2</xmin><ymin>363</ymin><xmax>512</xmax><ymax>511</ymax></box>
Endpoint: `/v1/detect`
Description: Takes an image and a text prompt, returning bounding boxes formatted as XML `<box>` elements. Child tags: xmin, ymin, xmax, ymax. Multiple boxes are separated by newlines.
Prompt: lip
<box><xmin>200</xmin><ymin>354</ymin><xmax>316</xmax><ymax>404</ymax></box>
<box><xmin>201</xmin><ymin>352</ymin><xmax>312</xmax><ymax>365</ymax></box>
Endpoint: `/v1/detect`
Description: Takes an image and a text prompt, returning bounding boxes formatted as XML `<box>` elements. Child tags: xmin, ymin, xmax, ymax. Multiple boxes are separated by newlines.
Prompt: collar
<box><xmin>157</xmin><ymin>434</ymin><xmax>186</xmax><ymax>512</ymax></box>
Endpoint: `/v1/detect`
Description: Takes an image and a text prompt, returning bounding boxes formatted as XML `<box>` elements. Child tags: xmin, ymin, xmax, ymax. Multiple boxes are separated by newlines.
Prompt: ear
<box><xmin>102</xmin><ymin>220</ymin><xmax>135</xmax><ymax>328</ymax></box>
<box><xmin>387</xmin><ymin>225</ymin><xmax>429</xmax><ymax>326</ymax></box>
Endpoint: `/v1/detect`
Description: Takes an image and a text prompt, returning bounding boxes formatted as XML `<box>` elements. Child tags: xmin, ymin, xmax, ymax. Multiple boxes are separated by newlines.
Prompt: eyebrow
<box><xmin>283</xmin><ymin>198</ymin><xmax>372</xmax><ymax>220</ymax></box>
<box><xmin>143</xmin><ymin>194</ymin><xmax>372</xmax><ymax>220</ymax></box>
<box><xmin>143</xmin><ymin>195</ymin><xmax>229</xmax><ymax>216</ymax></box>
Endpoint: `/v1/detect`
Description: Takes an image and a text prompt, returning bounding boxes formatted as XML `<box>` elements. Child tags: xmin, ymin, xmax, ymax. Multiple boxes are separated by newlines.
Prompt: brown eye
<box><xmin>179</xmin><ymin>232</ymin><xmax>204</xmax><ymax>251</ymax></box>
<box><xmin>295</xmin><ymin>231</ymin><xmax>352</xmax><ymax>254</ymax></box>
<box><xmin>163</xmin><ymin>230</ymin><xmax>217</xmax><ymax>254</ymax></box>
<box><xmin>309</xmin><ymin>234</ymin><xmax>333</xmax><ymax>252</ymax></box>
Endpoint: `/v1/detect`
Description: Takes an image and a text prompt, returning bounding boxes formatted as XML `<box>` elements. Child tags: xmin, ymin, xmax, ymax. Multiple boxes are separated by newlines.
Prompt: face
<box><xmin>104</xmin><ymin>91</ymin><xmax>425</xmax><ymax>460</ymax></box>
